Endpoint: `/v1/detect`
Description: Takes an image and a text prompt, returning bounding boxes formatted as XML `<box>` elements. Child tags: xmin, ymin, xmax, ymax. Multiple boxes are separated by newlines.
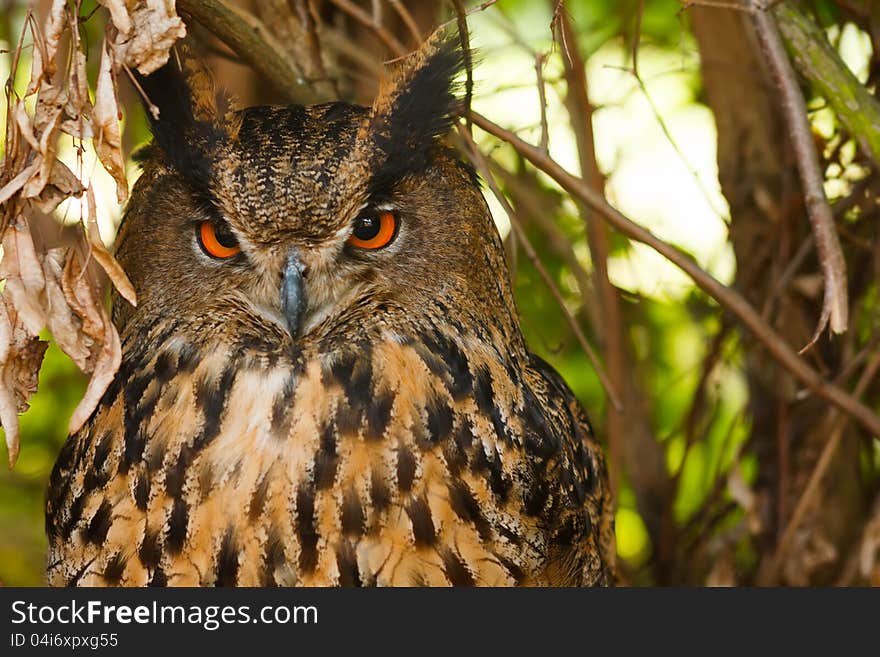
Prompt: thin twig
<box><xmin>177</xmin><ymin>0</ymin><xmax>319</xmax><ymax>103</ymax></box>
<box><xmin>467</xmin><ymin>109</ymin><xmax>880</xmax><ymax>439</ymax></box>
<box><xmin>751</xmin><ymin>0</ymin><xmax>848</xmax><ymax>344</ymax></box>
<box><xmin>774</xmin><ymin>3</ymin><xmax>880</xmax><ymax>167</ymax></box>
<box><xmin>328</xmin><ymin>0</ymin><xmax>408</xmax><ymax>57</ymax></box>
<box><xmin>534</xmin><ymin>52</ymin><xmax>549</xmax><ymax>153</ymax></box>
<box><xmin>388</xmin><ymin>0</ymin><xmax>423</xmax><ymax>44</ymax></box>
<box><xmin>632</xmin><ymin>0</ymin><xmax>644</xmax><ymax>80</ymax></box>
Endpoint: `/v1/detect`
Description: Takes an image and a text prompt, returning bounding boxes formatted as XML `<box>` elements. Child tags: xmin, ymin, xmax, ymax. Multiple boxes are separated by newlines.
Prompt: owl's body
<box><xmin>46</xmin><ymin>38</ymin><xmax>614</xmax><ymax>586</ymax></box>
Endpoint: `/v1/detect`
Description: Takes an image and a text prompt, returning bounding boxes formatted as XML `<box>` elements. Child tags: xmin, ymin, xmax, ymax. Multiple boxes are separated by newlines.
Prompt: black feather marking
<box><xmin>493</xmin><ymin>553</ymin><xmax>525</xmax><ymax>585</ymax></box>
<box><xmin>336</xmin><ymin>542</ymin><xmax>362</xmax><ymax>587</ymax></box>
<box><xmin>406</xmin><ymin>496</ymin><xmax>436</xmax><ymax>547</ymax></box>
<box><xmin>454</xmin><ymin>420</ymin><xmax>476</xmax><ymax>453</ymax></box>
<box><xmin>60</xmin><ymin>493</ymin><xmax>87</xmax><ymax>540</ymax></box>
<box><xmin>67</xmin><ymin>557</ymin><xmax>98</xmax><ymax>588</ymax></box>
<box><xmin>441</xmin><ymin>434</ymin><xmax>467</xmax><ymax>476</ymax></box>
<box><xmin>166</xmin><ymin>497</ymin><xmax>189</xmax><ymax>554</ymax></box>
<box><xmin>165</xmin><ymin>444</ymin><xmax>194</xmax><ymax>499</ymax></box>
<box><xmin>261</xmin><ymin>526</ymin><xmax>286</xmax><ymax>587</ymax></box>
<box><xmin>270</xmin><ymin>371</ymin><xmax>298</xmax><ymax>437</ymax></box>
<box><xmin>397</xmin><ymin>446</ymin><xmax>417</xmax><ymax>492</ymax></box>
<box><xmin>313</xmin><ymin>421</ymin><xmax>338</xmax><ymax>490</ymax></box>
<box><xmin>365</xmin><ymin>387</ymin><xmax>394</xmax><ymax>441</ymax></box>
<box><xmin>323</xmin><ymin>351</ymin><xmax>355</xmax><ymax>387</ymax></box>
<box><xmin>121</xmin><ymin>372</ymin><xmax>153</xmax><ymax>471</ymax></box>
<box><xmin>367</xmin><ymin>38</ymin><xmax>467</xmax><ymax>198</ymax></box>
<box><xmin>335</xmin><ymin>399</ymin><xmax>362</xmax><ymax>436</ymax></box>
<box><xmin>416</xmin><ymin>331</ymin><xmax>472</xmax><ymax>401</ymax></box>
<box><xmin>295</xmin><ymin>484</ymin><xmax>318</xmax><ymax>573</ymax></box>
<box><xmin>133</xmin><ymin>59</ymin><xmax>224</xmax><ymax>187</ymax></box>
<box><xmin>133</xmin><ymin>471</ymin><xmax>151</xmax><ymax>511</ymax></box>
<box><xmin>85</xmin><ymin>500</ymin><xmax>113</xmax><ymax>545</ymax></box>
<box><xmin>176</xmin><ymin>342</ymin><xmax>199</xmax><ymax>373</ymax></box>
<box><xmin>214</xmin><ymin>529</ymin><xmax>240</xmax><ymax>586</ymax></box>
<box><xmin>193</xmin><ymin>365</ymin><xmax>237</xmax><ymax>450</ymax></box>
<box><xmin>248</xmin><ymin>475</ymin><xmax>271</xmax><ymax>521</ymax></box>
<box><xmin>103</xmin><ymin>552</ymin><xmax>127</xmax><ymax>585</ymax></box>
<box><xmin>441</xmin><ymin>548</ymin><xmax>475</xmax><ymax>586</ymax></box>
<box><xmin>91</xmin><ymin>431</ymin><xmax>113</xmax><ymax>473</ymax></box>
<box><xmin>486</xmin><ymin>445</ymin><xmax>512</xmax><ymax>503</ymax></box>
<box><xmin>149</xmin><ymin>567</ymin><xmax>168</xmax><ymax>587</ymax></box>
<box><xmin>154</xmin><ymin>351</ymin><xmax>176</xmax><ymax>383</ymax></box>
<box><xmin>325</xmin><ymin>350</ymin><xmax>371</xmax><ymax>436</ymax></box>
<box><xmin>472</xmin><ymin>443</ymin><xmax>511</xmax><ymax>504</ymax></box>
<box><xmin>340</xmin><ymin>487</ymin><xmax>365</xmax><ymax>537</ymax></box>
<box><xmin>472</xmin><ymin>364</ymin><xmax>494</xmax><ymax>415</ymax></box>
<box><xmin>425</xmin><ymin>393</ymin><xmax>454</xmax><ymax>444</ymax></box>
<box><xmin>370</xmin><ymin>468</ymin><xmax>391</xmax><ymax>513</ymax></box>
<box><xmin>523</xmin><ymin>477</ymin><xmax>551</xmax><ymax>516</ymax></box>
<box><xmin>447</xmin><ymin>479</ymin><xmax>491</xmax><ymax>541</ymax></box>
<box><xmin>139</xmin><ymin>527</ymin><xmax>162</xmax><ymax>569</ymax></box>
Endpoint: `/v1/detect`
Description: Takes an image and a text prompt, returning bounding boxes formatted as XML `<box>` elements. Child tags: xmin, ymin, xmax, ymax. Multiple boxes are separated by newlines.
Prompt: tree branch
<box><xmin>752</xmin><ymin>0</ymin><xmax>848</xmax><ymax>342</ymax></box>
<box><xmin>774</xmin><ymin>2</ymin><xmax>880</xmax><ymax>167</ymax></box>
<box><xmin>468</xmin><ymin>109</ymin><xmax>880</xmax><ymax>439</ymax></box>
<box><xmin>177</xmin><ymin>0</ymin><xmax>320</xmax><ymax>103</ymax></box>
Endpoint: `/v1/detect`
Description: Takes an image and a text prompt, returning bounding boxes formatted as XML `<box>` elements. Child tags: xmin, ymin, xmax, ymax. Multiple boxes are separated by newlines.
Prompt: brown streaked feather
<box><xmin>48</xmin><ymin>332</ymin><xmax>611</xmax><ymax>586</ymax></box>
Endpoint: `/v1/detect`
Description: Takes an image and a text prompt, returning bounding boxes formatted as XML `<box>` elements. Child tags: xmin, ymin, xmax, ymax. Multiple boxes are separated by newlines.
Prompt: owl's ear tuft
<box><xmin>133</xmin><ymin>49</ymin><xmax>226</xmax><ymax>183</ymax></box>
<box><xmin>365</xmin><ymin>32</ymin><xmax>468</xmax><ymax>193</ymax></box>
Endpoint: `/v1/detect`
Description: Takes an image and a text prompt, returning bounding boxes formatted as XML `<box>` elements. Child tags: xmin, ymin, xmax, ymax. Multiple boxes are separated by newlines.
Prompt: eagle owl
<box><xmin>45</xmin><ymin>36</ymin><xmax>615</xmax><ymax>586</ymax></box>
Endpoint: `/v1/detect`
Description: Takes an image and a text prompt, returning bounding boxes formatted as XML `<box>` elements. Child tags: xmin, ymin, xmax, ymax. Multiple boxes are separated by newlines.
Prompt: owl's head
<box><xmin>114</xmin><ymin>36</ymin><xmax>520</xmax><ymax>358</ymax></box>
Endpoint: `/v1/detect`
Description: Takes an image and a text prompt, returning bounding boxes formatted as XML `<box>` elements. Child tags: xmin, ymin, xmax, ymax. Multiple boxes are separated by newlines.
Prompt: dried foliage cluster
<box><xmin>0</xmin><ymin>0</ymin><xmax>184</xmax><ymax>467</ymax></box>
<box><xmin>1</xmin><ymin>0</ymin><xmax>879</xmax><ymax>585</ymax></box>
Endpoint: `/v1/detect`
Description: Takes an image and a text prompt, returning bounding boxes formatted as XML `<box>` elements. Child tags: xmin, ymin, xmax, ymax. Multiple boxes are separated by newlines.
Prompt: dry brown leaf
<box><xmin>42</xmin><ymin>0</ymin><xmax>68</xmax><ymax>74</ymax></box>
<box><xmin>0</xmin><ymin>299</ymin><xmax>49</xmax><ymax>468</ymax></box>
<box><xmin>41</xmin><ymin>248</ymin><xmax>93</xmax><ymax>370</ymax></box>
<box><xmin>22</xmin><ymin>84</ymin><xmax>66</xmax><ymax>199</ymax></box>
<box><xmin>68</xmin><ymin>314</ymin><xmax>119</xmax><ymax>435</ymax></box>
<box><xmin>93</xmin><ymin>42</ymin><xmax>129</xmax><ymax>204</ymax></box>
<box><xmin>61</xmin><ymin>247</ymin><xmax>106</xmax><ymax>350</ymax></box>
<box><xmin>65</xmin><ymin>44</ymin><xmax>92</xmax><ymax>133</ymax></box>
<box><xmin>100</xmin><ymin>0</ymin><xmax>134</xmax><ymax>35</ymax></box>
<box><xmin>62</xmin><ymin>247</ymin><xmax>121</xmax><ymax>435</ymax></box>
<box><xmin>31</xmin><ymin>160</ymin><xmax>85</xmax><ymax>214</ymax></box>
<box><xmin>13</xmin><ymin>100</ymin><xmax>38</xmax><ymax>151</ymax></box>
<box><xmin>84</xmin><ymin>187</ymin><xmax>137</xmax><ymax>306</ymax></box>
<box><xmin>0</xmin><ymin>163</ymin><xmax>40</xmax><ymax>206</ymax></box>
<box><xmin>0</xmin><ymin>219</ymin><xmax>47</xmax><ymax>336</ymax></box>
<box><xmin>116</xmin><ymin>0</ymin><xmax>187</xmax><ymax>75</ymax></box>
<box><xmin>89</xmin><ymin>246</ymin><xmax>137</xmax><ymax>307</ymax></box>
<box><xmin>26</xmin><ymin>13</ymin><xmax>50</xmax><ymax>96</ymax></box>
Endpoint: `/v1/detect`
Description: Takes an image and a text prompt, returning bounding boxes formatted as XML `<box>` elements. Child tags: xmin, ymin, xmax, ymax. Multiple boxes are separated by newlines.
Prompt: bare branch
<box><xmin>751</xmin><ymin>1</ymin><xmax>848</xmax><ymax>342</ymax></box>
<box><xmin>177</xmin><ymin>0</ymin><xmax>320</xmax><ymax>103</ymax></box>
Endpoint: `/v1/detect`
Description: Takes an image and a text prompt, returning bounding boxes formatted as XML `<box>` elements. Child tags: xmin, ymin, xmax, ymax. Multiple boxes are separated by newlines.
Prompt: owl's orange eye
<box><xmin>198</xmin><ymin>221</ymin><xmax>241</xmax><ymax>259</ymax></box>
<box><xmin>347</xmin><ymin>211</ymin><xmax>397</xmax><ymax>250</ymax></box>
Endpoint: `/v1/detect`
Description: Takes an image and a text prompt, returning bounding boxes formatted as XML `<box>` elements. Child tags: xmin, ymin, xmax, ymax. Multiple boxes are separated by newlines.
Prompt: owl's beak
<box><xmin>281</xmin><ymin>251</ymin><xmax>306</xmax><ymax>337</ymax></box>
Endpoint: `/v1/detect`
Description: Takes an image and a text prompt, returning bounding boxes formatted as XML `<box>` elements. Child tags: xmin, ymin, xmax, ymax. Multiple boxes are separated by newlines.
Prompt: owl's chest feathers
<box><xmin>48</xmin><ymin>332</ymin><xmax>587</xmax><ymax>586</ymax></box>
